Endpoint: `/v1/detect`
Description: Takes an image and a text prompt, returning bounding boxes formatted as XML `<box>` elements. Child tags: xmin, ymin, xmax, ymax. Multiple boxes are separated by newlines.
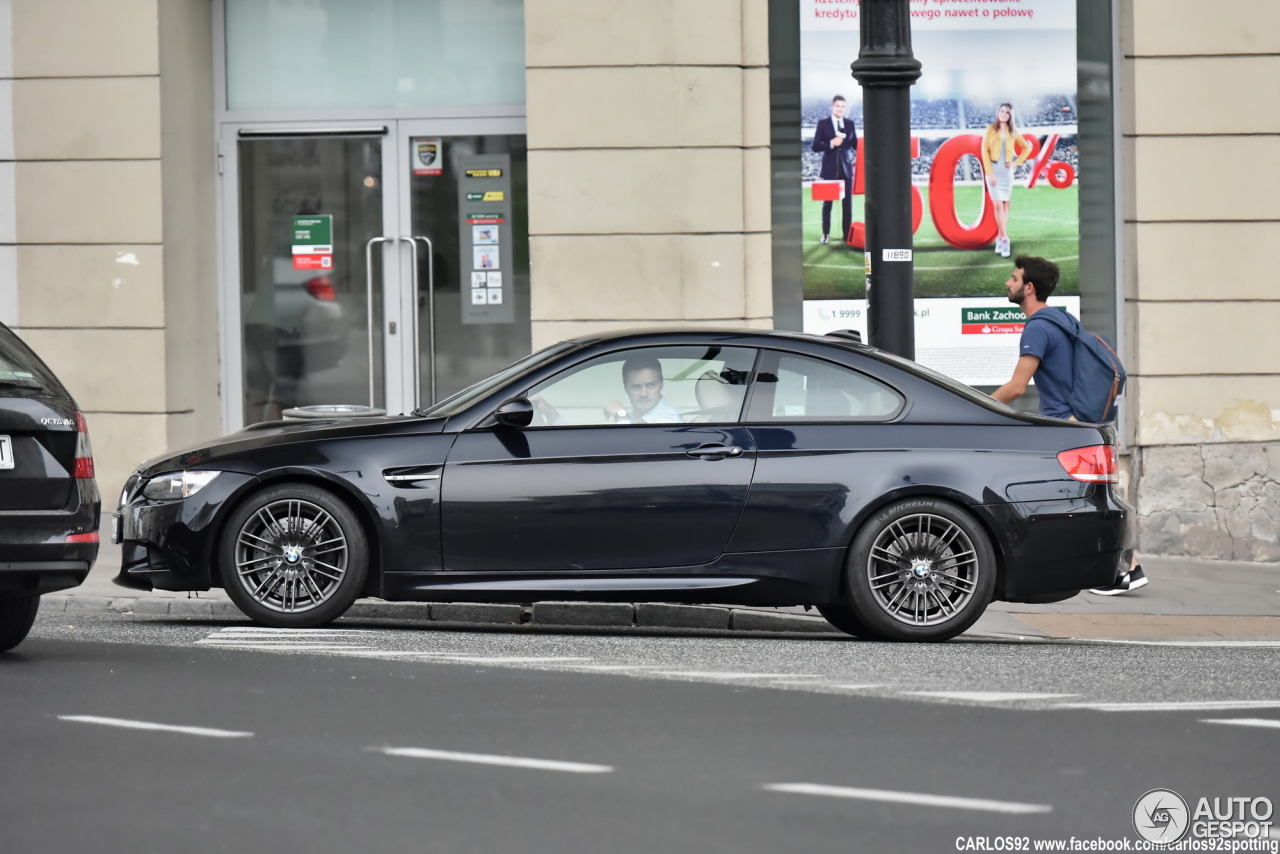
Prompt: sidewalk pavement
<box><xmin>48</xmin><ymin>540</ymin><xmax>1280</xmax><ymax>641</ymax></box>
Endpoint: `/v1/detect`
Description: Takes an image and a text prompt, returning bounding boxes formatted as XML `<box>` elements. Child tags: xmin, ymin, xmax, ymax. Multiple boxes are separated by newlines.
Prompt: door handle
<box><xmin>685</xmin><ymin>444</ymin><xmax>744</xmax><ymax>460</ymax></box>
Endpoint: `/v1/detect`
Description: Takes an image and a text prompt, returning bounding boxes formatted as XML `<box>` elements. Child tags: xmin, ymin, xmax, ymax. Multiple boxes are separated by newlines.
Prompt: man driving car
<box><xmin>604</xmin><ymin>355</ymin><xmax>683</xmax><ymax>424</ymax></box>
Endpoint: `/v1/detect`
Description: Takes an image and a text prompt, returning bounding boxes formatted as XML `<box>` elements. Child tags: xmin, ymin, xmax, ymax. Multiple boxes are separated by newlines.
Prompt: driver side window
<box><xmin>524</xmin><ymin>346</ymin><xmax>757</xmax><ymax>428</ymax></box>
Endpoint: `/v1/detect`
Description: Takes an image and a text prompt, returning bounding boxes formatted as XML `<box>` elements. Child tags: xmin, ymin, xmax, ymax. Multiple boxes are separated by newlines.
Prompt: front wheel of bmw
<box><xmin>219</xmin><ymin>484</ymin><xmax>369</xmax><ymax>628</ymax></box>
<box><xmin>843</xmin><ymin>498</ymin><xmax>997</xmax><ymax>642</ymax></box>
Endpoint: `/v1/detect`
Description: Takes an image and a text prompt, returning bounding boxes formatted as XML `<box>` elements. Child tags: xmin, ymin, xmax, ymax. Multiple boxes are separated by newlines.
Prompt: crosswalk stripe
<box><xmin>905</xmin><ymin>691</ymin><xmax>1079</xmax><ymax>703</ymax></box>
<box><xmin>653</xmin><ymin>672</ymin><xmax>817</xmax><ymax>679</ymax></box>
<box><xmin>1057</xmin><ymin>700</ymin><xmax>1280</xmax><ymax>712</ymax></box>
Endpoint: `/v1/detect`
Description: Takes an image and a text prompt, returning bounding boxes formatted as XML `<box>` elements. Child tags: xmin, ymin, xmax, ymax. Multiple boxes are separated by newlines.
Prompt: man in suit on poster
<box><xmin>811</xmin><ymin>94</ymin><xmax>858</xmax><ymax>245</ymax></box>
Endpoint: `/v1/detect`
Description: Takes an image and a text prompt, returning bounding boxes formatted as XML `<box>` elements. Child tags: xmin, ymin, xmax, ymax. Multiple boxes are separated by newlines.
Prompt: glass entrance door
<box><xmin>393</xmin><ymin>120</ymin><xmax>531</xmax><ymax>411</ymax></box>
<box><xmin>224</xmin><ymin>119</ymin><xmax>530</xmax><ymax>427</ymax></box>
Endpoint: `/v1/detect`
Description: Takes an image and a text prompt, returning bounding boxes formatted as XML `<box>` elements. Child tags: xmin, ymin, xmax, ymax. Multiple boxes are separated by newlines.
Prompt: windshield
<box><xmin>865</xmin><ymin>348</ymin><xmax>1017</xmax><ymax>415</ymax></box>
<box><xmin>416</xmin><ymin>341</ymin><xmax>582</xmax><ymax>418</ymax></box>
<box><xmin>0</xmin><ymin>325</ymin><xmax>61</xmax><ymax>395</ymax></box>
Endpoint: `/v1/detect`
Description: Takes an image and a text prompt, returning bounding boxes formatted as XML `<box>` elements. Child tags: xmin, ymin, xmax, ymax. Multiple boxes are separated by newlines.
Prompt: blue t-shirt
<box><xmin>1019</xmin><ymin>313</ymin><xmax>1074</xmax><ymax>419</ymax></box>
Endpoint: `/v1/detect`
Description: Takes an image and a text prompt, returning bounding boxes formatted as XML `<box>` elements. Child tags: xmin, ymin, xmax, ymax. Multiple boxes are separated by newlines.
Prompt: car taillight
<box><xmin>305</xmin><ymin>277</ymin><xmax>336</xmax><ymax>301</ymax></box>
<box><xmin>1057</xmin><ymin>445</ymin><xmax>1117</xmax><ymax>483</ymax></box>
<box><xmin>74</xmin><ymin>410</ymin><xmax>94</xmax><ymax>479</ymax></box>
<box><xmin>66</xmin><ymin>532</ymin><xmax>99</xmax><ymax>543</ymax></box>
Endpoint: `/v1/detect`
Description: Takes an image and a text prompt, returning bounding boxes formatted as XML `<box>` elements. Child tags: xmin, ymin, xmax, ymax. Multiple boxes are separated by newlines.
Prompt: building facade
<box><xmin>0</xmin><ymin>0</ymin><xmax>1275</xmax><ymax>561</ymax></box>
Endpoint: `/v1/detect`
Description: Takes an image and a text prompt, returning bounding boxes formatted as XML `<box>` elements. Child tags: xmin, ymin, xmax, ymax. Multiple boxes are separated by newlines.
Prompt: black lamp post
<box><xmin>850</xmin><ymin>0</ymin><xmax>921</xmax><ymax>360</ymax></box>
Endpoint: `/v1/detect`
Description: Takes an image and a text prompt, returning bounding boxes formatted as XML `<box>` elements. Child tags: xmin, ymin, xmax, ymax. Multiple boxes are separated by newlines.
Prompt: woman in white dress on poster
<box><xmin>983</xmin><ymin>103</ymin><xmax>1033</xmax><ymax>258</ymax></box>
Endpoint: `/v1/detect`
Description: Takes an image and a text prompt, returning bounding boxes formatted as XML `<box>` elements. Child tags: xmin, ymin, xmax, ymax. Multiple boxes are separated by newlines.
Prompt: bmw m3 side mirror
<box><xmin>493</xmin><ymin>397</ymin><xmax>534</xmax><ymax>428</ymax></box>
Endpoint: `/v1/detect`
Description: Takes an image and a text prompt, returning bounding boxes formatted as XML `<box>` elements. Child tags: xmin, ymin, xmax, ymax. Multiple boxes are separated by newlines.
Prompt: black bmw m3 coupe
<box><xmin>0</xmin><ymin>323</ymin><xmax>99</xmax><ymax>651</ymax></box>
<box><xmin>115</xmin><ymin>329</ymin><xmax>1129</xmax><ymax>642</ymax></box>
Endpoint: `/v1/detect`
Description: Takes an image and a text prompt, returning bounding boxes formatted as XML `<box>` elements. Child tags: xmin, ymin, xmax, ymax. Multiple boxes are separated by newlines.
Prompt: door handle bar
<box><xmin>401</xmin><ymin>235</ymin><xmax>436</xmax><ymax>409</ymax></box>
<box><xmin>364</xmin><ymin>236</ymin><xmax>396</xmax><ymax>409</ymax></box>
<box><xmin>685</xmin><ymin>444</ymin><xmax>744</xmax><ymax>459</ymax></box>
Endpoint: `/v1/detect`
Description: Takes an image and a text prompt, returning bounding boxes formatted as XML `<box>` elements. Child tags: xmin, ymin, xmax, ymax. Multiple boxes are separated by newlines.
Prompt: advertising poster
<box><xmin>801</xmin><ymin>0</ymin><xmax>1080</xmax><ymax>385</ymax></box>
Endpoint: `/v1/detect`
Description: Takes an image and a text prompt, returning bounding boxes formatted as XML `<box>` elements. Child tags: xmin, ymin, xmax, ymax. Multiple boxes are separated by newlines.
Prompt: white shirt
<box><xmin>831</xmin><ymin>115</ymin><xmax>845</xmax><ymax>146</ymax></box>
<box><xmin>627</xmin><ymin>396</ymin><xmax>684</xmax><ymax>424</ymax></box>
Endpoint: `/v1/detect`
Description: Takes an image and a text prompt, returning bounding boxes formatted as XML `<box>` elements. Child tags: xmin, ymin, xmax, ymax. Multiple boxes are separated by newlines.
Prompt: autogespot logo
<box><xmin>1134</xmin><ymin>788</ymin><xmax>1191</xmax><ymax>843</ymax></box>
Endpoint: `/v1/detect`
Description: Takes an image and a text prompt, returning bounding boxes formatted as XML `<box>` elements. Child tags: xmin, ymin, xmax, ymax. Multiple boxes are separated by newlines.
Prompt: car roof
<box><xmin>566</xmin><ymin>327</ymin><xmax>871</xmax><ymax>353</ymax></box>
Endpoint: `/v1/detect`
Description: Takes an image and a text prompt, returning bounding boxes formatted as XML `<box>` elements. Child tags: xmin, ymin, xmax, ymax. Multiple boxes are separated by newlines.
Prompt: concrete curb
<box><xmin>41</xmin><ymin>595</ymin><xmax>842</xmax><ymax>634</ymax></box>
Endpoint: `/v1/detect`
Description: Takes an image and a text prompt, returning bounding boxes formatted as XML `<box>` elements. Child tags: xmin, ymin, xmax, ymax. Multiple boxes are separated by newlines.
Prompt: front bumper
<box><xmin>114</xmin><ymin>471</ymin><xmax>257</xmax><ymax>592</ymax></box>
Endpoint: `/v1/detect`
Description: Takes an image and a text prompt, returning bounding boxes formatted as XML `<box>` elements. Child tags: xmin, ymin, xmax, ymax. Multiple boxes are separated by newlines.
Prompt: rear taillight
<box><xmin>1057</xmin><ymin>445</ymin><xmax>1117</xmax><ymax>483</ymax></box>
<box><xmin>305</xmin><ymin>277</ymin><xmax>336</xmax><ymax>301</ymax></box>
<box><xmin>74</xmin><ymin>410</ymin><xmax>94</xmax><ymax>479</ymax></box>
<box><xmin>66</xmin><ymin>532</ymin><xmax>99</xmax><ymax>543</ymax></box>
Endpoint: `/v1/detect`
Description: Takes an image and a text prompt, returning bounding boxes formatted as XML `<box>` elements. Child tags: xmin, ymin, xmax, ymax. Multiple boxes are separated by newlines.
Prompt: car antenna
<box><xmin>824</xmin><ymin>329</ymin><xmax>864</xmax><ymax>345</ymax></box>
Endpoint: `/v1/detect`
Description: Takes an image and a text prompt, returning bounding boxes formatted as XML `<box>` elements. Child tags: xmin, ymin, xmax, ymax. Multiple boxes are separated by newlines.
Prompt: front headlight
<box><xmin>141</xmin><ymin>470</ymin><xmax>222</xmax><ymax>501</ymax></box>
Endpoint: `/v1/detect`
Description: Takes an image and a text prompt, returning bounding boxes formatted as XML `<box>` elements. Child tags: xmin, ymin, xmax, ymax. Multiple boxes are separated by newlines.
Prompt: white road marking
<box><xmin>373</xmin><ymin>746</ymin><xmax>612</xmax><ymax>774</ymax></box>
<box><xmin>827</xmin><ymin>684</ymin><xmax>889</xmax><ymax>690</ymax></box>
<box><xmin>764</xmin><ymin>783</ymin><xmax>1052</xmax><ymax>814</ymax></box>
<box><xmin>1057</xmin><ymin>700</ymin><xmax>1280</xmax><ymax>712</ymax></box>
<box><xmin>59</xmin><ymin>715</ymin><xmax>253</xmax><ymax>738</ymax></box>
<box><xmin>653</xmin><ymin>672</ymin><xmax>817</xmax><ymax>679</ymax></box>
<box><xmin>1201</xmin><ymin>718</ymin><xmax>1280</xmax><ymax>730</ymax></box>
<box><xmin>562</xmin><ymin>665</ymin><xmax>666</xmax><ymax>671</ymax></box>
<box><xmin>452</xmin><ymin>657</ymin><xmax>592</xmax><ymax>664</ymax></box>
<box><xmin>197</xmin><ymin>641</ymin><xmax>369</xmax><ymax>650</ymax></box>
<box><xmin>905</xmin><ymin>691</ymin><xmax>1079</xmax><ymax>703</ymax></box>
<box><xmin>342</xmin><ymin>651</ymin><xmax>459</xmax><ymax>658</ymax></box>
<box><xmin>1084</xmin><ymin>639</ymin><xmax>1280</xmax><ymax>648</ymax></box>
<box><xmin>215</xmin><ymin>627</ymin><xmax>373</xmax><ymax>634</ymax></box>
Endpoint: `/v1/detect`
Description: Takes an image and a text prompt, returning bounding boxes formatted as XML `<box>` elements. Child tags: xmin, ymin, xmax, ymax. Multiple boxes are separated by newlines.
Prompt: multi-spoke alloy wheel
<box><xmin>235</xmin><ymin>499</ymin><xmax>347</xmax><ymax>613</ymax></box>
<box><xmin>867</xmin><ymin>513</ymin><xmax>978</xmax><ymax>627</ymax></box>
<box><xmin>220</xmin><ymin>485</ymin><xmax>368</xmax><ymax>628</ymax></box>
<box><xmin>839</xmin><ymin>498</ymin><xmax>996</xmax><ymax>642</ymax></box>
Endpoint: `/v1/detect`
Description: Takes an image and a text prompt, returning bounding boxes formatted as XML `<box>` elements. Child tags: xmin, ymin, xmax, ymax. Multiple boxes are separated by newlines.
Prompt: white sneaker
<box><xmin>994</xmin><ymin>238</ymin><xmax>1002</xmax><ymax>254</ymax></box>
<box><xmin>1000</xmin><ymin>239</ymin><xmax>1011</xmax><ymax>258</ymax></box>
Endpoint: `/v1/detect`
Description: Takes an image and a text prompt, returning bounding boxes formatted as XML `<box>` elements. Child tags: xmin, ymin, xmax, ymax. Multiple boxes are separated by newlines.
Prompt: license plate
<box><xmin>0</xmin><ymin>435</ymin><xmax>12</xmax><ymax>469</ymax></box>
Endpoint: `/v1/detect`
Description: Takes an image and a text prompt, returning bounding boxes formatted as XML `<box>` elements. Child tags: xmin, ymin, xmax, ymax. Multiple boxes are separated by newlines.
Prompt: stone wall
<box><xmin>1124</xmin><ymin>0</ymin><xmax>1280</xmax><ymax>559</ymax></box>
<box><xmin>1138</xmin><ymin>443</ymin><xmax>1280</xmax><ymax>561</ymax></box>
<box><xmin>523</xmin><ymin>0</ymin><xmax>772</xmax><ymax>348</ymax></box>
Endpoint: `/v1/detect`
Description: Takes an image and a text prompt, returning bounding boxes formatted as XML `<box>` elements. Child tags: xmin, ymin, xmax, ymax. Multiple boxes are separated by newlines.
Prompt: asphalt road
<box><xmin>3</xmin><ymin>613</ymin><xmax>1278</xmax><ymax>854</ymax></box>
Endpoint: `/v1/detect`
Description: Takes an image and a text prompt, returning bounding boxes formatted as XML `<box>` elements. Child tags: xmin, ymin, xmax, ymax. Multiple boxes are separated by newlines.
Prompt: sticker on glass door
<box><xmin>458</xmin><ymin>154</ymin><xmax>513</xmax><ymax>324</ymax></box>
<box><xmin>292</xmin><ymin>215</ymin><xmax>333</xmax><ymax>270</ymax></box>
<box><xmin>412</xmin><ymin>138</ymin><xmax>443</xmax><ymax>176</ymax></box>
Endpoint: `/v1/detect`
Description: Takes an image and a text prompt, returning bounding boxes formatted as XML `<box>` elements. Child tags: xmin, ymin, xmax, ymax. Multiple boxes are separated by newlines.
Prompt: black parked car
<box><xmin>115</xmin><ymin>329</ymin><xmax>1129</xmax><ymax>642</ymax></box>
<box><xmin>0</xmin><ymin>323</ymin><xmax>100</xmax><ymax>652</ymax></box>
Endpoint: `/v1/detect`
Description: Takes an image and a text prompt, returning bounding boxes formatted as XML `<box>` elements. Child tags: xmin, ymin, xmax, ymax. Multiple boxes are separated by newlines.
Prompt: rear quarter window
<box><xmin>746</xmin><ymin>351</ymin><xmax>904</xmax><ymax>422</ymax></box>
<box><xmin>0</xmin><ymin>326</ymin><xmax>63</xmax><ymax>396</ymax></box>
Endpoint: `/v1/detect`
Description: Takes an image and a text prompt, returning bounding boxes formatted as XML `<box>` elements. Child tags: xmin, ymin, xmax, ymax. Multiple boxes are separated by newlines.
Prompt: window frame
<box><xmin>741</xmin><ymin>348</ymin><xmax>907</xmax><ymax>425</ymax></box>
<box><xmin>515</xmin><ymin>344</ymin><xmax>762</xmax><ymax>430</ymax></box>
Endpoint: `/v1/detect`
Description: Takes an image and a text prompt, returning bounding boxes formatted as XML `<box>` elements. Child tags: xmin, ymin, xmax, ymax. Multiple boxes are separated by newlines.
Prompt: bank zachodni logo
<box><xmin>1133</xmin><ymin>788</ymin><xmax>1190</xmax><ymax>843</ymax></box>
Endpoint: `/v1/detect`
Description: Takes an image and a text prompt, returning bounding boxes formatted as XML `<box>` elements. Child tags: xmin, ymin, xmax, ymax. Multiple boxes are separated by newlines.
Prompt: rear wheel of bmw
<box><xmin>843</xmin><ymin>498</ymin><xmax>996</xmax><ymax>642</ymax></box>
<box><xmin>219</xmin><ymin>484</ymin><xmax>369</xmax><ymax>628</ymax></box>
<box><xmin>0</xmin><ymin>594</ymin><xmax>40</xmax><ymax>652</ymax></box>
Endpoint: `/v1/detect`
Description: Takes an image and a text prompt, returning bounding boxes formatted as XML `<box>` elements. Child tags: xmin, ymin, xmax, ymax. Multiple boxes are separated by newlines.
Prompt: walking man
<box><xmin>811</xmin><ymin>95</ymin><xmax>857</xmax><ymax>245</ymax></box>
<box><xmin>992</xmin><ymin>255</ymin><xmax>1146</xmax><ymax>594</ymax></box>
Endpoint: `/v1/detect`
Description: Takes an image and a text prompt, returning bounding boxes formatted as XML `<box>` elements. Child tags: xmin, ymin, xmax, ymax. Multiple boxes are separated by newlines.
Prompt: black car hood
<box><xmin>137</xmin><ymin>415</ymin><xmax>448</xmax><ymax>477</ymax></box>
